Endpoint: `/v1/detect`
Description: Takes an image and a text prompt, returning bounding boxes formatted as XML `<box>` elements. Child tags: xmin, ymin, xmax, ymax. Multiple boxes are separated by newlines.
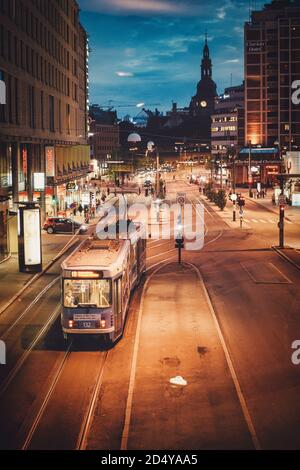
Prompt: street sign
<box><xmin>239</xmin><ymin>209</ymin><xmax>244</xmax><ymax>216</ymax></box>
<box><xmin>177</xmin><ymin>192</ymin><xmax>186</xmax><ymax>206</ymax></box>
<box><xmin>278</xmin><ymin>195</ymin><xmax>286</xmax><ymax>206</ymax></box>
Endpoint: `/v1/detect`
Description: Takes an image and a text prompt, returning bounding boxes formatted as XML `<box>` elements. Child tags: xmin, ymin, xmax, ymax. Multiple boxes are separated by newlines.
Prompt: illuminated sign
<box><xmin>71</xmin><ymin>271</ymin><xmax>102</xmax><ymax>279</ymax></box>
<box><xmin>0</xmin><ymin>74</ymin><xmax>5</xmax><ymax>105</ymax></box>
<box><xmin>45</xmin><ymin>146</ymin><xmax>55</xmax><ymax>177</ymax></box>
<box><xmin>247</xmin><ymin>41</ymin><xmax>265</xmax><ymax>53</ymax></box>
<box><xmin>22</xmin><ymin>148</ymin><xmax>27</xmax><ymax>176</ymax></box>
<box><xmin>292</xmin><ymin>80</ymin><xmax>300</xmax><ymax>105</ymax></box>
<box><xmin>23</xmin><ymin>209</ymin><xmax>41</xmax><ymax>266</ymax></box>
<box><xmin>266</xmin><ymin>166</ymin><xmax>279</xmax><ymax>175</ymax></box>
<box><xmin>66</xmin><ymin>182</ymin><xmax>76</xmax><ymax>191</ymax></box>
<box><xmin>34</xmin><ymin>173</ymin><xmax>45</xmax><ymax>191</ymax></box>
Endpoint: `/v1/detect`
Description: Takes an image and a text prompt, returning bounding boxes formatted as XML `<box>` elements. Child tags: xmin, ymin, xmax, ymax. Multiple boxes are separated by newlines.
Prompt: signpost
<box><xmin>176</xmin><ymin>192</ymin><xmax>186</xmax><ymax>206</ymax></box>
<box><xmin>278</xmin><ymin>194</ymin><xmax>286</xmax><ymax>249</ymax></box>
<box><xmin>230</xmin><ymin>193</ymin><xmax>237</xmax><ymax>222</ymax></box>
<box><xmin>239</xmin><ymin>208</ymin><xmax>244</xmax><ymax>228</ymax></box>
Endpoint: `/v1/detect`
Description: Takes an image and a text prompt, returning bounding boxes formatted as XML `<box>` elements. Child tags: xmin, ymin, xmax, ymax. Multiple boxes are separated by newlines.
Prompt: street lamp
<box><xmin>248</xmin><ymin>140</ymin><xmax>253</xmax><ymax>197</ymax></box>
<box><xmin>147</xmin><ymin>140</ymin><xmax>161</xmax><ymax>197</ymax></box>
<box><xmin>127</xmin><ymin>132</ymin><xmax>141</xmax><ymax>174</ymax></box>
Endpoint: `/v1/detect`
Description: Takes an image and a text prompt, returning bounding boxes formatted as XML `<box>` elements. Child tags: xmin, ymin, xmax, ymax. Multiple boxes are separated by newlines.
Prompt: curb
<box><xmin>272</xmin><ymin>246</ymin><xmax>300</xmax><ymax>272</ymax></box>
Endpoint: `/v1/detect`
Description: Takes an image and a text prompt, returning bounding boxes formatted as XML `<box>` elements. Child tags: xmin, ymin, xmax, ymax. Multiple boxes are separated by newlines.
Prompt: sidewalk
<box><xmin>199</xmin><ymin>195</ymin><xmax>251</xmax><ymax>230</ymax></box>
<box><xmin>238</xmin><ymin>188</ymin><xmax>300</xmax><ymax>224</ymax></box>
<box><xmin>0</xmin><ymin>192</ymin><xmax>147</xmax><ymax>313</ymax></box>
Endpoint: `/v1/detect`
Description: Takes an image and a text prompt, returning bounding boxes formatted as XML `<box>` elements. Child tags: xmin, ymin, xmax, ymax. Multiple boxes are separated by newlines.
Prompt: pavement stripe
<box><xmin>121</xmin><ymin>263</ymin><xmax>165</xmax><ymax>450</ymax></box>
<box><xmin>259</xmin><ymin>220</ymin><xmax>267</xmax><ymax>224</ymax></box>
<box><xmin>251</xmin><ymin>219</ymin><xmax>259</xmax><ymax>223</ymax></box>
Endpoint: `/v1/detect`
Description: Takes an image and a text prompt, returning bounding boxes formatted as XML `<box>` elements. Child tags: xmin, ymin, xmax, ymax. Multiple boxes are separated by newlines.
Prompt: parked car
<box><xmin>43</xmin><ymin>218</ymin><xmax>88</xmax><ymax>234</ymax></box>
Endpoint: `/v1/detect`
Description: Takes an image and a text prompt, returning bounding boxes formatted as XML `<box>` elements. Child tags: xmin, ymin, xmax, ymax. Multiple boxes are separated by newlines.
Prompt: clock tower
<box><xmin>189</xmin><ymin>34</ymin><xmax>217</xmax><ymax>117</ymax></box>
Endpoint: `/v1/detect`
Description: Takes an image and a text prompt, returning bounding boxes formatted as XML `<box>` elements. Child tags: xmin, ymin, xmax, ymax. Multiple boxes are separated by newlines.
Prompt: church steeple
<box><xmin>189</xmin><ymin>34</ymin><xmax>217</xmax><ymax>118</ymax></box>
<box><xmin>201</xmin><ymin>32</ymin><xmax>212</xmax><ymax>79</ymax></box>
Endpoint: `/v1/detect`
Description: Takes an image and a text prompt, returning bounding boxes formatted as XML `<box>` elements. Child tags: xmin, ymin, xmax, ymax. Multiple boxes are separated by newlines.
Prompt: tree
<box><xmin>216</xmin><ymin>189</ymin><xmax>227</xmax><ymax>211</ymax></box>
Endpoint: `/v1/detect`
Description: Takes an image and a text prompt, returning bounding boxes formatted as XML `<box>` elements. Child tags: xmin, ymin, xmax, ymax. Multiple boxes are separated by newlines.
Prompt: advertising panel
<box><xmin>23</xmin><ymin>209</ymin><xmax>41</xmax><ymax>266</ymax></box>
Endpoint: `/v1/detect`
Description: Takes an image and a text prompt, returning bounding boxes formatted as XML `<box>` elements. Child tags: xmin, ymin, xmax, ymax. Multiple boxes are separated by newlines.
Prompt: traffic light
<box><xmin>175</xmin><ymin>236</ymin><xmax>184</xmax><ymax>249</ymax></box>
<box><xmin>237</xmin><ymin>196</ymin><xmax>245</xmax><ymax>207</ymax></box>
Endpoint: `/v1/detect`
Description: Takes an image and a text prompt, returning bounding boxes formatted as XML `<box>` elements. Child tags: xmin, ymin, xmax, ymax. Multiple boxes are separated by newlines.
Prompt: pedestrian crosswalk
<box><xmin>243</xmin><ymin>218</ymin><xmax>295</xmax><ymax>225</ymax></box>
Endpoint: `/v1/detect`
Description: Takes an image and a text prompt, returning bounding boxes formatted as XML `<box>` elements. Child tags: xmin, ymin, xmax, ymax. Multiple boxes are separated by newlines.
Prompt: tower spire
<box><xmin>201</xmin><ymin>34</ymin><xmax>212</xmax><ymax>79</ymax></box>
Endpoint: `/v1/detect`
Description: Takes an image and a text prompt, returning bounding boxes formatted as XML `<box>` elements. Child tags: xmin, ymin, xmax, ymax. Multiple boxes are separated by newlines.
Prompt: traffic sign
<box><xmin>239</xmin><ymin>209</ymin><xmax>244</xmax><ymax>216</ymax></box>
<box><xmin>177</xmin><ymin>192</ymin><xmax>186</xmax><ymax>206</ymax></box>
<box><xmin>278</xmin><ymin>194</ymin><xmax>286</xmax><ymax>206</ymax></box>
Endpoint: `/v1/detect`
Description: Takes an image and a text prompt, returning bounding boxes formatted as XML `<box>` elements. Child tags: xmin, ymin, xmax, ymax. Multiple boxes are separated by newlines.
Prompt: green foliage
<box><xmin>216</xmin><ymin>189</ymin><xmax>227</xmax><ymax>211</ymax></box>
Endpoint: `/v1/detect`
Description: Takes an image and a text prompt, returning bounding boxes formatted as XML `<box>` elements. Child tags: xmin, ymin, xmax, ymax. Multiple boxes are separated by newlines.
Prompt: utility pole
<box><xmin>248</xmin><ymin>140</ymin><xmax>252</xmax><ymax>197</ymax></box>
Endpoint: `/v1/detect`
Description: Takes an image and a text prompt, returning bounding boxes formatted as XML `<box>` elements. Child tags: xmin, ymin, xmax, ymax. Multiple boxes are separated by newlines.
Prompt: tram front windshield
<box><xmin>64</xmin><ymin>279</ymin><xmax>111</xmax><ymax>308</ymax></box>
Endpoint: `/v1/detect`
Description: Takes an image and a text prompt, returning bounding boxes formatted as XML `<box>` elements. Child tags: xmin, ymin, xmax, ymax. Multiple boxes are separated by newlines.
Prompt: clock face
<box><xmin>200</xmin><ymin>101</ymin><xmax>207</xmax><ymax>108</ymax></box>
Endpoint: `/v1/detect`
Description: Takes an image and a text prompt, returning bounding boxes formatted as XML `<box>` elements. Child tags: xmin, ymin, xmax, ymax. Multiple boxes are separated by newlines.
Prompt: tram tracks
<box><xmin>0</xmin><ymin>186</ymin><xmax>226</xmax><ymax>450</ymax></box>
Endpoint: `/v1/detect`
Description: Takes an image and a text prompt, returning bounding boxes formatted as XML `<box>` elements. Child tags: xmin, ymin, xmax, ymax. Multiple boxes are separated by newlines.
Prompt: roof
<box><xmin>63</xmin><ymin>238</ymin><xmax>127</xmax><ymax>269</ymax></box>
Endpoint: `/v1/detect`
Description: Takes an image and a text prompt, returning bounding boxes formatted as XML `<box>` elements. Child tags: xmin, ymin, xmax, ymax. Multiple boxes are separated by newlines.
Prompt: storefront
<box><xmin>0</xmin><ymin>196</ymin><xmax>9</xmax><ymax>262</ymax></box>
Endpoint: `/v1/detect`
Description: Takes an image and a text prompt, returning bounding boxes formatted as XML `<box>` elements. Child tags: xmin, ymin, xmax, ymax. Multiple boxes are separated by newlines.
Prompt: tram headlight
<box><xmin>100</xmin><ymin>319</ymin><xmax>106</xmax><ymax>328</ymax></box>
<box><xmin>69</xmin><ymin>320</ymin><xmax>74</xmax><ymax>328</ymax></box>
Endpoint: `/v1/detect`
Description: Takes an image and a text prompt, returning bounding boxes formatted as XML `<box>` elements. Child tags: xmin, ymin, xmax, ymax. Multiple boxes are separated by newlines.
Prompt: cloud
<box><xmin>81</xmin><ymin>0</ymin><xmax>185</xmax><ymax>15</ymax></box>
<box><xmin>223</xmin><ymin>58</ymin><xmax>240</xmax><ymax>64</ymax></box>
<box><xmin>116</xmin><ymin>71</ymin><xmax>134</xmax><ymax>77</ymax></box>
<box><xmin>217</xmin><ymin>7</ymin><xmax>226</xmax><ymax>19</ymax></box>
<box><xmin>80</xmin><ymin>0</ymin><xmax>250</xmax><ymax>17</ymax></box>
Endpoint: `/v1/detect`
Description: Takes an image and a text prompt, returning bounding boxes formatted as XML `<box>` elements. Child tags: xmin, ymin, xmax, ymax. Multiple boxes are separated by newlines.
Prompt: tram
<box><xmin>61</xmin><ymin>221</ymin><xmax>146</xmax><ymax>342</ymax></box>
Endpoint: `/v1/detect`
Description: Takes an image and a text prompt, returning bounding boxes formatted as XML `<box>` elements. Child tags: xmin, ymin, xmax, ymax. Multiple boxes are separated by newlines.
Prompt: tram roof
<box><xmin>62</xmin><ymin>238</ymin><xmax>127</xmax><ymax>270</ymax></box>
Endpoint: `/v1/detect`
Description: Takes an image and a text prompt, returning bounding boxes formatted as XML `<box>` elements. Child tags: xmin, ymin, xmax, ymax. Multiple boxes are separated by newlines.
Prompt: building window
<box><xmin>41</xmin><ymin>91</ymin><xmax>44</xmax><ymax>130</ymax></box>
<box><xmin>49</xmin><ymin>95</ymin><xmax>55</xmax><ymax>132</ymax></box>
<box><xmin>15</xmin><ymin>78</ymin><xmax>19</xmax><ymax>125</ymax></box>
<box><xmin>0</xmin><ymin>70</ymin><xmax>6</xmax><ymax>123</ymax></box>
<box><xmin>28</xmin><ymin>85</ymin><xmax>35</xmax><ymax>129</ymax></box>
<box><xmin>67</xmin><ymin>103</ymin><xmax>70</xmax><ymax>134</ymax></box>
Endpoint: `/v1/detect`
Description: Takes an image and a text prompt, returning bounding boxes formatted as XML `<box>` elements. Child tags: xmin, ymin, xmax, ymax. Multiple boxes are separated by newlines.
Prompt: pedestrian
<box><xmin>78</xmin><ymin>204</ymin><xmax>83</xmax><ymax>217</ymax></box>
<box><xmin>107</xmin><ymin>187</ymin><xmax>110</xmax><ymax>196</ymax></box>
<box><xmin>85</xmin><ymin>211</ymin><xmax>90</xmax><ymax>224</ymax></box>
<box><xmin>73</xmin><ymin>206</ymin><xmax>77</xmax><ymax>217</ymax></box>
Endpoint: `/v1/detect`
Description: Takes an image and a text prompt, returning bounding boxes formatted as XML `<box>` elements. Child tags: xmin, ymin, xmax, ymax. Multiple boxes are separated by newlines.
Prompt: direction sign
<box><xmin>177</xmin><ymin>192</ymin><xmax>186</xmax><ymax>206</ymax></box>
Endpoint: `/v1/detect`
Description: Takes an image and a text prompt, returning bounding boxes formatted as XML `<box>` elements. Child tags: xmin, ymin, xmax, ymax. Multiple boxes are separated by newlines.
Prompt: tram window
<box><xmin>63</xmin><ymin>279</ymin><xmax>111</xmax><ymax>308</ymax></box>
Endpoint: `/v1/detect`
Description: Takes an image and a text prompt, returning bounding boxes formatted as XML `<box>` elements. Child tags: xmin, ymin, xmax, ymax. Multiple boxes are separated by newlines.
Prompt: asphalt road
<box><xmin>0</xmin><ymin>170</ymin><xmax>300</xmax><ymax>450</ymax></box>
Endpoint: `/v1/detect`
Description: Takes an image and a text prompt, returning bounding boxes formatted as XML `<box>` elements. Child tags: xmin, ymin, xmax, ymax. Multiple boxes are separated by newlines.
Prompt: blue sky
<box><xmin>79</xmin><ymin>0</ymin><xmax>264</xmax><ymax>117</ymax></box>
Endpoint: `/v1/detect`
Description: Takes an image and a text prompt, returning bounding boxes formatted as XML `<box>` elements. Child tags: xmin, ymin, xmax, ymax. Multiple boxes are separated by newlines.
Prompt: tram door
<box><xmin>114</xmin><ymin>277</ymin><xmax>122</xmax><ymax>335</ymax></box>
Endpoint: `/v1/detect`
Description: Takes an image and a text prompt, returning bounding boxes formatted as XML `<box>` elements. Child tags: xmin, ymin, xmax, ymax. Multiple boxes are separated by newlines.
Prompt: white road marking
<box><xmin>269</xmin><ymin>263</ymin><xmax>293</xmax><ymax>284</ymax></box>
<box><xmin>121</xmin><ymin>263</ymin><xmax>165</xmax><ymax>450</ymax></box>
<box><xmin>259</xmin><ymin>220</ymin><xmax>267</xmax><ymax>224</ymax></box>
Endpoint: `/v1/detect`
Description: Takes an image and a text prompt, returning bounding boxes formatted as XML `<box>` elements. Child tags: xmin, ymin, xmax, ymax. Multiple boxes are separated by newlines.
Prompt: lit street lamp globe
<box><xmin>147</xmin><ymin>141</ymin><xmax>155</xmax><ymax>151</ymax></box>
<box><xmin>127</xmin><ymin>133</ymin><xmax>141</xmax><ymax>144</ymax></box>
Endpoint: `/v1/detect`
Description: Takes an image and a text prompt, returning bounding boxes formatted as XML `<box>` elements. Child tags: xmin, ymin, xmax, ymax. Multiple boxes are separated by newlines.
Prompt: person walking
<box><xmin>78</xmin><ymin>204</ymin><xmax>83</xmax><ymax>217</ymax></box>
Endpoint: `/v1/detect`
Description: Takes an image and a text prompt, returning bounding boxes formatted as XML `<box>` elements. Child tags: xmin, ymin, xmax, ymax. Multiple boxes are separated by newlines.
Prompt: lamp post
<box><xmin>274</xmin><ymin>141</ymin><xmax>285</xmax><ymax>249</ymax></box>
<box><xmin>248</xmin><ymin>140</ymin><xmax>252</xmax><ymax>197</ymax></box>
<box><xmin>147</xmin><ymin>140</ymin><xmax>160</xmax><ymax>197</ymax></box>
<box><xmin>127</xmin><ymin>132</ymin><xmax>141</xmax><ymax>175</ymax></box>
